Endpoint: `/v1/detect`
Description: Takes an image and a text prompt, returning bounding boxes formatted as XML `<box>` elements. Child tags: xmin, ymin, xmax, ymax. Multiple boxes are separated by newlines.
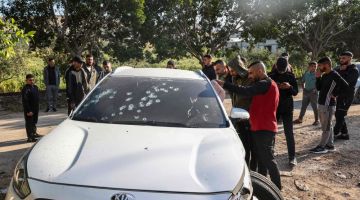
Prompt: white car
<box><xmin>6</xmin><ymin>68</ymin><xmax>283</xmax><ymax>200</ymax></box>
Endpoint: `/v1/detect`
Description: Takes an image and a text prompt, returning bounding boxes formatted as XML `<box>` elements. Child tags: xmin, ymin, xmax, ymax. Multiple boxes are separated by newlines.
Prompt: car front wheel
<box><xmin>251</xmin><ymin>171</ymin><xmax>284</xmax><ymax>200</ymax></box>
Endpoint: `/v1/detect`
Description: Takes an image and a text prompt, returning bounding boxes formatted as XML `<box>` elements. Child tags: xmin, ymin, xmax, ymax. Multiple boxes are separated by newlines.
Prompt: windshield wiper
<box><xmin>72</xmin><ymin>116</ymin><xmax>99</xmax><ymax>123</ymax></box>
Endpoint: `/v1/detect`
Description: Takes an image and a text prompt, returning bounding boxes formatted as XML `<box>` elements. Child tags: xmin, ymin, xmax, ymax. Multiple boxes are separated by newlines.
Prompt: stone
<box><xmin>294</xmin><ymin>180</ymin><xmax>309</xmax><ymax>191</ymax></box>
<box><xmin>281</xmin><ymin>171</ymin><xmax>294</xmax><ymax>177</ymax></box>
<box><xmin>334</xmin><ymin>171</ymin><xmax>347</xmax><ymax>179</ymax></box>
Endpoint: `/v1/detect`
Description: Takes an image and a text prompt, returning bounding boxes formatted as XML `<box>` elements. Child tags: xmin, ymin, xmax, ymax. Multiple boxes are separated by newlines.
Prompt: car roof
<box><xmin>112</xmin><ymin>67</ymin><xmax>206</xmax><ymax>80</ymax></box>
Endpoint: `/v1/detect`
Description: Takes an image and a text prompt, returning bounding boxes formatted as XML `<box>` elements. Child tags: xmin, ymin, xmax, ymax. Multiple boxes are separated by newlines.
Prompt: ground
<box><xmin>0</xmin><ymin>93</ymin><xmax>359</xmax><ymax>200</ymax></box>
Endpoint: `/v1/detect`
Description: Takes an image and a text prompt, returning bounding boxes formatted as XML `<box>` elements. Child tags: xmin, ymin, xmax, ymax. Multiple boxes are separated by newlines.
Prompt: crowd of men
<box><xmin>206</xmin><ymin>51</ymin><xmax>358</xmax><ymax>189</ymax></box>
<box><xmin>21</xmin><ymin>51</ymin><xmax>359</xmax><ymax>190</ymax></box>
<box><xmin>21</xmin><ymin>55</ymin><xmax>112</xmax><ymax>142</ymax></box>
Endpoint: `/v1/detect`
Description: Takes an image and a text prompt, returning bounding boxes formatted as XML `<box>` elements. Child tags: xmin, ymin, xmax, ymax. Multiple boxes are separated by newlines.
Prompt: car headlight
<box><xmin>13</xmin><ymin>154</ymin><xmax>31</xmax><ymax>198</ymax></box>
<box><xmin>228</xmin><ymin>165</ymin><xmax>252</xmax><ymax>200</ymax></box>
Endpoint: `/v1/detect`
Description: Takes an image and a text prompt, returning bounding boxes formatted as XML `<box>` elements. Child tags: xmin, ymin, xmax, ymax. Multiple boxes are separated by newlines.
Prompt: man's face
<box><xmin>86</xmin><ymin>56</ymin><xmax>94</xmax><ymax>66</ymax></box>
<box><xmin>248</xmin><ymin>67</ymin><xmax>261</xmax><ymax>82</ymax></box>
<box><xmin>73</xmin><ymin>61</ymin><xmax>82</xmax><ymax>70</ymax></box>
<box><xmin>339</xmin><ymin>56</ymin><xmax>351</xmax><ymax>66</ymax></box>
<box><xmin>308</xmin><ymin>64</ymin><xmax>317</xmax><ymax>72</ymax></box>
<box><xmin>318</xmin><ymin>63</ymin><xmax>328</xmax><ymax>72</ymax></box>
<box><xmin>103</xmin><ymin>63</ymin><xmax>112</xmax><ymax>72</ymax></box>
<box><xmin>26</xmin><ymin>78</ymin><xmax>35</xmax><ymax>85</ymax></box>
<box><xmin>215</xmin><ymin>63</ymin><xmax>227</xmax><ymax>76</ymax></box>
<box><xmin>48</xmin><ymin>60</ymin><xmax>55</xmax><ymax>67</ymax></box>
<box><xmin>203</xmin><ymin>57</ymin><xmax>211</xmax><ymax>66</ymax></box>
<box><xmin>229</xmin><ymin>67</ymin><xmax>238</xmax><ymax>77</ymax></box>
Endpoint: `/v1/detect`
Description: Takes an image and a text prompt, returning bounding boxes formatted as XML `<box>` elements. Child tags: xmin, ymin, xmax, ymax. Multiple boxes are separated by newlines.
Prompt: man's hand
<box><xmin>26</xmin><ymin>112</ymin><xmax>33</xmax><ymax>117</ymax></box>
<box><xmin>315</xmin><ymin>71</ymin><xmax>322</xmax><ymax>78</ymax></box>
<box><xmin>280</xmin><ymin>82</ymin><xmax>291</xmax><ymax>89</ymax></box>
<box><xmin>215</xmin><ymin>80</ymin><xmax>225</xmax><ymax>87</ymax></box>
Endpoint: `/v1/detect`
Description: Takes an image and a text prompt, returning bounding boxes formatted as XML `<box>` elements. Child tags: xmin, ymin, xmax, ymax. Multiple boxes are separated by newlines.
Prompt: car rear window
<box><xmin>72</xmin><ymin>76</ymin><xmax>228</xmax><ymax>128</ymax></box>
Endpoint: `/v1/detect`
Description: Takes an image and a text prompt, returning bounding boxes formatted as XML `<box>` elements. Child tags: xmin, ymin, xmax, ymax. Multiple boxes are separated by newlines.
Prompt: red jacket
<box><xmin>249</xmin><ymin>80</ymin><xmax>279</xmax><ymax>132</ymax></box>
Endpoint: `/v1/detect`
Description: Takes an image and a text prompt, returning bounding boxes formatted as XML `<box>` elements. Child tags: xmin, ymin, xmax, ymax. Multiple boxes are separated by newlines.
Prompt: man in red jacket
<box><xmin>216</xmin><ymin>61</ymin><xmax>281</xmax><ymax>190</ymax></box>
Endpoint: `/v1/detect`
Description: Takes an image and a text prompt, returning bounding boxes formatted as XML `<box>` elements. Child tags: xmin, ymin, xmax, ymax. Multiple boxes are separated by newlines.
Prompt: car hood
<box><xmin>27</xmin><ymin>119</ymin><xmax>245</xmax><ymax>193</ymax></box>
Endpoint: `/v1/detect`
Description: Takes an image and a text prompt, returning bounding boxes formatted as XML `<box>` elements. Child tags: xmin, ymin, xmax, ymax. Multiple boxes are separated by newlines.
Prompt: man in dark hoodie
<box><xmin>334</xmin><ymin>51</ymin><xmax>359</xmax><ymax>140</ymax></box>
<box><xmin>225</xmin><ymin>55</ymin><xmax>255</xmax><ymax>169</ymax></box>
<box><xmin>270</xmin><ymin>57</ymin><xmax>298</xmax><ymax>166</ymax></box>
<box><xmin>68</xmin><ymin>56</ymin><xmax>89</xmax><ymax>111</ymax></box>
<box><xmin>202</xmin><ymin>54</ymin><xmax>216</xmax><ymax>80</ymax></box>
<box><xmin>22</xmin><ymin>74</ymin><xmax>41</xmax><ymax>142</ymax></box>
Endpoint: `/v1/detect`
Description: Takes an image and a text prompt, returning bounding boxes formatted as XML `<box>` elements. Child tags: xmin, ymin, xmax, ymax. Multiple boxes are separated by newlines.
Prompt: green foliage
<box><xmin>0</xmin><ymin>18</ymin><xmax>34</xmax><ymax>59</ymax></box>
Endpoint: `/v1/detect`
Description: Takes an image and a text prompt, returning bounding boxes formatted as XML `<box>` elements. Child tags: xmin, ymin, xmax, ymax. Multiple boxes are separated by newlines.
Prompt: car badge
<box><xmin>111</xmin><ymin>193</ymin><xmax>136</xmax><ymax>200</ymax></box>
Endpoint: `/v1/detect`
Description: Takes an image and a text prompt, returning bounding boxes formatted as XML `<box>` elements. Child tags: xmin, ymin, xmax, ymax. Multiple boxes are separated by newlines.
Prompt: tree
<box><xmin>1</xmin><ymin>0</ymin><xmax>146</xmax><ymax>58</ymax></box>
<box><xmin>244</xmin><ymin>0</ymin><xmax>360</xmax><ymax>60</ymax></box>
<box><xmin>0</xmin><ymin>18</ymin><xmax>34</xmax><ymax>84</ymax></box>
<box><xmin>141</xmin><ymin>0</ymin><xmax>250</xmax><ymax>64</ymax></box>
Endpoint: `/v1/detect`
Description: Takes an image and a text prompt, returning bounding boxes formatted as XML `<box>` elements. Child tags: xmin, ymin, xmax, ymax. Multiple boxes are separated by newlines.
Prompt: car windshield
<box><xmin>72</xmin><ymin>76</ymin><xmax>228</xmax><ymax>128</ymax></box>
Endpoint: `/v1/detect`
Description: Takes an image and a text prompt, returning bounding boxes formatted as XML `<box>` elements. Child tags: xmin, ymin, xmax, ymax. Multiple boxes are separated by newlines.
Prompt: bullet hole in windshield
<box><xmin>204</xmin><ymin>105</ymin><xmax>209</xmax><ymax>109</ymax></box>
<box><xmin>146</xmin><ymin>100</ymin><xmax>153</xmax><ymax>107</ymax></box>
<box><xmin>125</xmin><ymin>97</ymin><xmax>133</xmax><ymax>102</ymax></box>
<box><xmin>155</xmin><ymin>99</ymin><xmax>161</xmax><ymax>103</ymax></box>
<box><xmin>137</xmin><ymin>109</ymin><xmax>142</xmax><ymax>113</ymax></box>
<box><xmin>119</xmin><ymin>105</ymin><xmax>126</xmax><ymax>111</ymax></box>
<box><xmin>126</xmin><ymin>92</ymin><xmax>132</xmax><ymax>96</ymax></box>
<box><xmin>128</xmin><ymin>104</ymin><xmax>135</xmax><ymax>111</ymax></box>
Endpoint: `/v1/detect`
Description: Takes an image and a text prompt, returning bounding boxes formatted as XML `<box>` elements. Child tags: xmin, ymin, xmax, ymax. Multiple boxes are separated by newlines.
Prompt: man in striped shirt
<box><xmin>310</xmin><ymin>57</ymin><xmax>348</xmax><ymax>154</ymax></box>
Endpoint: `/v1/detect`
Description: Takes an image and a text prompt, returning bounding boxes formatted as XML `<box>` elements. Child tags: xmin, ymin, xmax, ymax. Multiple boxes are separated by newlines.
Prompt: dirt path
<box><xmin>0</xmin><ymin>95</ymin><xmax>360</xmax><ymax>200</ymax></box>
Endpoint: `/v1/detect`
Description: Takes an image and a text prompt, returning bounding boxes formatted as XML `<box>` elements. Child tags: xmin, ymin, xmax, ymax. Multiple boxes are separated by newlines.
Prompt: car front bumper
<box><xmin>6</xmin><ymin>178</ymin><xmax>235</xmax><ymax>200</ymax></box>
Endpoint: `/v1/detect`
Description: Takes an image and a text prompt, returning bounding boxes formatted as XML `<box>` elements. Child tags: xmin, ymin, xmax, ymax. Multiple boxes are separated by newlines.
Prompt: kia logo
<box><xmin>111</xmin><ymin>193</ymin><xmax>136</xmax><ymax>200</ymax></box>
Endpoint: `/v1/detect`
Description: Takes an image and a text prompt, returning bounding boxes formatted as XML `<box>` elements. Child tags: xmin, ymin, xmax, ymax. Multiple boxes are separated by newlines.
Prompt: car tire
<box><xmin>353</xmin><ymin>89</ymin><xmax>360</xmax><ymax>104</ymax></box>
<box><xmin>250</xmin><ymin>171</ymin><xmax>284</xmax><ymax>200</ymax></box>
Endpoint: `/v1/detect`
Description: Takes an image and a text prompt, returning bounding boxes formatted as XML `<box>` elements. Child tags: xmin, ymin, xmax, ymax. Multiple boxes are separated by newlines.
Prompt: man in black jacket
<box><xmin>270</xmin><ymin>57</ymin><xmax>298</xmax><ymax>166</ymax></box>
<box><xmin>22</xmin><ymin>74</ymin><xmax>41</xmax><ymax>142</ymax></box>
<box><xmin>201</xmin><ymin>54</ymin><xmax>216</xmax><ymax>80</ymax></box>
<box><xmin>334</xmin><ymin>51</ymin><xmax>359</xmax><ymax>140</ymax></box>
<box><xmin>310</xmin><ymin>57</ymin><xmax>348</xmax><ymax>154</ymax></box>
<box><xmin>68</xmin><ymin>56</ymin><xmax>89</xmax><ymax>111</ymax></box>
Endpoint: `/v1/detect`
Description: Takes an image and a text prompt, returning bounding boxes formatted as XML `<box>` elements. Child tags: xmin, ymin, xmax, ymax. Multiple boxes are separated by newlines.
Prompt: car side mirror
<box><xmin>230</xmin><ymin>108</ymin><xmax>250</xmax><ymax>120</ymax></box>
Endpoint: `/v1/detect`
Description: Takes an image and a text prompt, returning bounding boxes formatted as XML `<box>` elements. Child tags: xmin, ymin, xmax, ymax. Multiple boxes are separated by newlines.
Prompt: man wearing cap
<box><xmin>68</xmin><ymin>56</ymin><xmax>89</xmax><ymax>111</ymax></box>
<box><xmin>270</xmin><ymin>57</ymin><xmax>299</xmax><ymax>166</ymax></box>
<box><xmin>310</xmin><ymin>57</ymin><xmax>348</xmax><ymax>154</ymax></box>
<box><xmin>334</xmin><ymin>51</ymin><xmax>359</xmax><ymax>140</ymax></box>
<box><xmin>202</xmin><ymin>54</ymin><xmax>216</xmax><ymax>80</ymax></box>
<box><xmin>225</xmin><ymin>55</ymin><xmax>255</xmax><ymax>169</ymax></box>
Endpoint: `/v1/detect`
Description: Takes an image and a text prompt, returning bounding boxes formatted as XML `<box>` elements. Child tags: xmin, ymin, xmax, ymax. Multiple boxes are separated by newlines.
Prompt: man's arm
<box><xmin>346</xmin><ymin>67</ymin><xmax>359</xmax><ymax>88</ymax></box>
<box><xmin>22</xmin><ymin>87</ymin><xmax>32</xmax><ymax>113</ymax></box>
<box><xmin>289</xmin><ymin>74</ymin><xmax>298</xmax><ymax>96</ymax></box>
<box><xmin>222</xmin><ymin>78</ymin><xmax>271</xmax><ymax>97</ymax></box>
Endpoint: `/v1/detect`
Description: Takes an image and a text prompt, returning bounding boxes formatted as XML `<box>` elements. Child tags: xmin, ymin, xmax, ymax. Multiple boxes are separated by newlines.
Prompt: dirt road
<box><xmin>0</xmin><ymin>96</ymin><xmax>359</xmax><ymax>200</ymax></box>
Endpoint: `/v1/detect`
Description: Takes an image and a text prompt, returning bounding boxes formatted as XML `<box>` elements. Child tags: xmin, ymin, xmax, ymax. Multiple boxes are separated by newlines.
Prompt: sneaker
<box><xmin>310</xmin><ymin>146</ymin><xmax>328</xmax><ymax>154</ymax></box>
<box><xmin>325</xmin><ymin>145</ymin><xmax>336</xmax><ymax>152</ymax></box>
<box><xmin>293</xmin><ymin>119</ymin><xmax>303</xmax><ymax>124</ymax></box>
<box><xmin>289</xmin><ymin>158</ymin><xmax>297</xmax><ymax>166</ymax></box>
<box><xmin>335</xmin><ymin>134</ymin><xmax>349</xmax><ymax>140</ymax></box>
<box><xmin>33</xmin><ymin>133</ymin><xmax>42</xmax><ymax>138</ymax></box>
<box><xmin>312</xmin><ymin>121</ymin><xmax>319</xmax><ymax>126</ymax></box>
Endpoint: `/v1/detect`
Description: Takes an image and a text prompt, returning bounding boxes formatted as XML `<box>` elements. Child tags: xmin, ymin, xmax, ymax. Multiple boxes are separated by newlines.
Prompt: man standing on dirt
<box><xmin>334</xmin><ymin>51</ymin><xmax>359</xmax><ymax>140</ymax></box>
<box><xmin>310</xmin><ymin>57</ymin><xmax>348</xmax><ymax>154</ymax></box>
<box><xmin>294</xmin><ymin>61</ymin><xmax>319</xmax><ymax>125</ymax></box>
<box><xmin>68</xmin><ymin>56</ymin><xmax>89</xmax><ymax>111</ymax></box>
<box><xmin>224</xmin><ymin>55</ymin><xmax>256</xmax><ymax>170</ymax></box>
<box><xmin>270</xmin><ymin>57</ymin><xmax>298</xmax><ymax>166</ymax></box>
<box><xmin>22</xmin><ymin>74</ymin><xmax>41</xmax><ymax>142</ymax></box>
<box><xmin>202</xmin><ymin>54</ymin><xmax>216</xmax><ymax>81</ymax></box>
<box><xmin>217</xmin><ymin>61</ymin><xmax>282</xmax><ymax>190</ymax></box>
<box><xmin>83</xmin><ymin>54</ymin><xmax>102</xmax><ymax>90</ymax></box>
<box><xmin>43</xmin><ymin>58</ymin><xmax>60</xmax><ymax>112</ymax></box>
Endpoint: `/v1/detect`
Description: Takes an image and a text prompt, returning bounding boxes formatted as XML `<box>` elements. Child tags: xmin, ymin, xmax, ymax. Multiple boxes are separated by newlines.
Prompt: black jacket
<box><xmin>269</xmin><ymin>71</ymin><xmax>298</xmax><ymax>113</ymax></box>
<box><xmin>202</xmin><ymin>64</ymin><xmax>216</xmax><ymax>81</ymax></box>
<box><xmin>67</xmin><ymin>69</ymin><xmax>89</xmax><ymax>106</ymax></box>
<box><xmin>316</xmin><ymin>70</ymin><xmax>348</xmax><ymax>106</ymax></box>
<box><xmin>335</xmin><ymin>64</ymin><xmax>359</xmax><ymax>109</ymax></box>
<box><xmin>21</xmin><ymin>84</ymin><xmax>39</xmax><ymax>114</ymax></box>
